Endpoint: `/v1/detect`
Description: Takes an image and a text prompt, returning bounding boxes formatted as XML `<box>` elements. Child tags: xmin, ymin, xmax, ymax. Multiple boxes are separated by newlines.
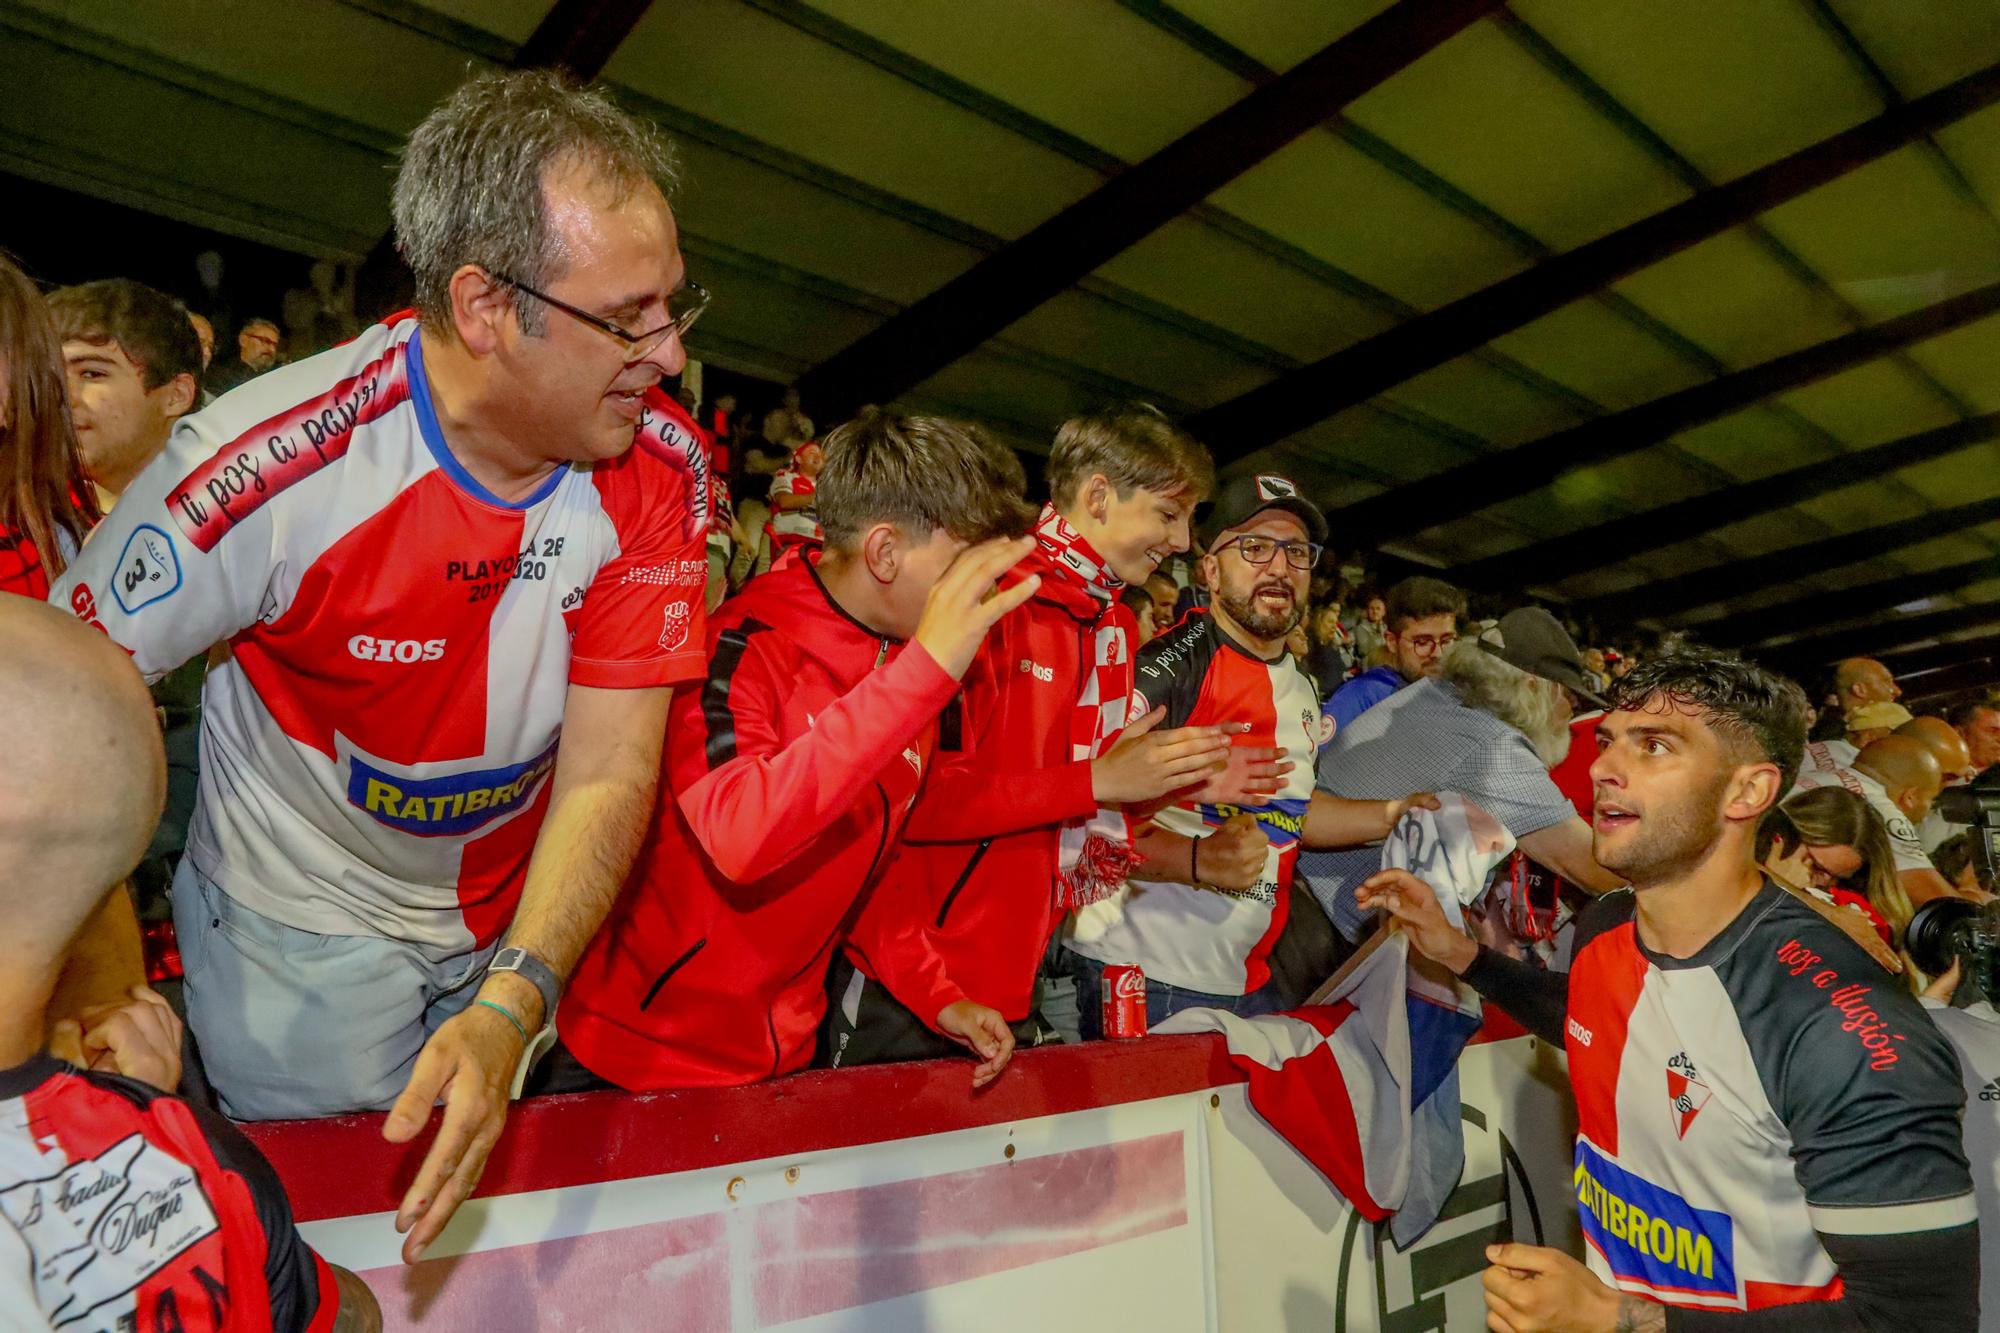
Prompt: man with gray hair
<box><xmin>51</xmin><ymin>69</ymin><xmax>712</xmax><ymax>1261</ymax></box>
<box><xmin>1302</xmin><ymin>607</ymin><xmax>1623</xmax><ymax>944</ymax></box>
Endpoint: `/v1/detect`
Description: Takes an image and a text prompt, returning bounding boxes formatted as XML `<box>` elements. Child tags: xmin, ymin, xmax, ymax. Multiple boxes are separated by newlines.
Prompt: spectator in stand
<box><xmin>1120</xmin><ymin>581</ymin><xmax>1159</xmax><ymax>641</ymax></box>
<box><xmin>1899</xmin><ymin>714</ymin><xmax>1979</xmax><ymax>853</ymax></box>
<box><xmin>1801</xmin><ymin>699</ymin><xmax>1911</xmax><ymax>773</ymax></box>
<box><xmin>186</xmin><ymin>310</ymin><xmax>215</xmax><ymax>370</ymax></box>
<box><xmin>1304</xmin><ymin>607</ymin><xmax>1623</xmax><ymax>946</ymax></box>
<box><xmin>51</xmin><ymin>70</ymin><xmax>712</xmax><ymax>1262</ymax></box>
<box><xmin>1606</xmin><ymin>647</ymin><xmax>1633</xmax><ymax>681</ymax></box>
<box><xmin>1949</xmin><ymin>696</ymin><xmax>2000</xmax><ymax>778</ymax></box>
<box><xmin>1303</xmin><ymin>601</ymin><xmax>1355</xmax><ymax>702</ymax></box>
<box><xmin>0</xmin><ymin>598</ymin><xmax>383</xmax><ymax>1332</ymax></box>
<box><xmin>1579</xmin><ymin>647</ymin><xmax>1611</xmax><ymax>697</ymax></box>
<box><xmin>558</xmin><ymin>410</ymin><xmax>1036</xmax><ymax>1092</ymax></box>
<box><xmin>706</xmin><ymin>389</ymin><xmax>736</xmax><ymax>468</ymax></box>
<box><xmin>762</xmin><ymin>384</ymin><xmax>814</xmax><ymax>450</ymax></box>
<box><xmin>1761</xmin><ymin>786</ymin><xmax>1907</xmax><ymax>958</ymax></box>
<box><xmin>1838</xmin><ymin>654</ymin><xmax>1902</xmax><ymax>706</ymax></box>
<box><xmin>48</xmin><ymin>279</ymin><xmax>201</xmax><ymax>511</ymax></box>
<box><xmin>1066</xmin><ymin>477</ymin><xmax>1436</xmax><ymax>1033</ymax></box>
<box><xmin>1365</xmin><ymin>648</ymin><xmax>1977</xmax><ymax>1331</ymax></box>
<box><xmin>205</xmin><ymin>316</ymin><xmax>280</xmax><ymax>395</ymax></box>
<box><xmin>765</xmin><ymin>436</ymin><xmax>823</xmax><ymax>556</ymax></box>
<box><xmin>49</xmin><ymin>279</ymin><xmax>208</xmax><ymax>953</ymax></box>
<box><xmin>1794</xmin><ymin>735</ymin><xmax>1964</xmax><ymax>910</ymax></box>
<box><xmin>1350</xmin><ymin>586</ymin><xmax>1387</xmax><ymax>664</ymax></box>
<box><xmin>1323</xmin><ymin>575</ymin><xmax>1467</xmax><ymax>733</ymax></box>
<box><xmin>0</xmin><ymin>255</ymin><xmax>99</xmax><ymax>600</ymax></box>
<box><xmin>1172</xmin><ymin>543</ymin><xmax>1209</xmax><ymax>621</ymax></box>
<box><xmin>1143</xmin><ymin>571</ymin><xmax>1178</xmax><ymax>632</ymax></box>
<box><xmin>824</xmin><ymin>404</ymin><xmax>1287</xmax><ymax>1064</ymax></box>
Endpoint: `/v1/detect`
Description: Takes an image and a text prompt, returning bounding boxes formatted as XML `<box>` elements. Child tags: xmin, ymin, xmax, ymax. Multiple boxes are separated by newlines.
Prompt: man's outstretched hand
<box><xmin>1355</xmin><ymin>868</ymin><xmax>1477</xmax><ymax>975</ymax></box>
<box><xmin>382</xmin><ymin>996</ymin><xmax>526</xmax><ymax>1263</ymax></box>
<box><xmin>937</xmin><ymin>1000</ymin><xmax>1015</xmax><ymax>1089</ymax></box>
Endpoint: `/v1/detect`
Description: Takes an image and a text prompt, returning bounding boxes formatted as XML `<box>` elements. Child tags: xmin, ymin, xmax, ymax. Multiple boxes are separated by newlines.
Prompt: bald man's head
<box><xmin>1835</xmin><ymin>657</ymin><xmax>1899</xmax><ymax>709</ymax></box>
<box><xmin>1856</xmin><ymin>734</ymin><xmax>1944</xmax><ymax>824</ymax></box>
<box><xmin>0</xmin><ymin>599</ymin><xmax>164</xmax><ymax>966</ymax></box>
<box><xmin>1898</xmin><ymin>716</ymin><xmax>1976</xmax><ymax>786</ymax></box>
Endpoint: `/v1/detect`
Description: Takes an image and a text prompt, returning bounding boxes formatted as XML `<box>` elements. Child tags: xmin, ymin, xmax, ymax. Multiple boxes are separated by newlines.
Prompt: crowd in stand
<box><xmin>5</xmin><ymin>68</ymin><xmax>2000</xmax><ymax>1333</ymax></box>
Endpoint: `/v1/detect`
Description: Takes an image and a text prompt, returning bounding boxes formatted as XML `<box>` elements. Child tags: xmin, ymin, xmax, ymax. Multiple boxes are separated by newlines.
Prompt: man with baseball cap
<box><xmin>1065</xmin><ymin>475</ymin><xmax>1438</xmax><ymax>1031</ymax></box>
<box><xmin>1302</xmin><ymin>603</ymin><xmax>1623</xmax><ymax>948</ymax></box>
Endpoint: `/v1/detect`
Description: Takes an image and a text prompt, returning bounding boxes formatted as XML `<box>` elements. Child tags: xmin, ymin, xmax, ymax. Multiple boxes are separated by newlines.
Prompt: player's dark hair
<box><xmin>46</xmin><ymin>278</ymin><xmax>203</xmax><ymax>391</ymax></box>
<box><xmin>1610</xmin><ymin>645</ymin><xmax>1809</xmax><ymax>792</ymax></box>
<box><xmin>1384</xmin><ymin>575</ymin><xmax>1466</xmax><ymax>634</ymax></box>
<box><xmin>816</xmin><ymin>407</ymin><xmax>1036</xmax><ymax>549</ymax></box>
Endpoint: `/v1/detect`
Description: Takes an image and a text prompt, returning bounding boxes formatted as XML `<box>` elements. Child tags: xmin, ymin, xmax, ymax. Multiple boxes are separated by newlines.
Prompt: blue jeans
<box><xmin>171</xmin><ymin>859</ymin><xmax>497</xmax><ymax>1119</ymax></box>
<box><xmin>1066</xmin><ymin>949</ymin><xmax>1282</xmax><ymax>1041</ymax></box>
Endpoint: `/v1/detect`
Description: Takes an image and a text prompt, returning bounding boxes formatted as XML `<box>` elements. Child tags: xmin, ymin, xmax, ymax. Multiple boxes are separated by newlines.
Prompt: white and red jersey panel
<box><xmin>766</xmin><ymin>465</ymin><xmax>820</xmax><ymax>543</ymax></box>
<box><xmin>1561</xmin><ymin>884</ymin><xmax>1973</xmax><ymax>1313</ymax></box>
<box><xmin>51</xmin><ymin>316</ymin><xmax>710</xmax><ymax>954</ymax></box>
<box><xmin>1067</xmin><ymin>611</ymin><xmax>1326</xmax><ymax>996</ymax></box>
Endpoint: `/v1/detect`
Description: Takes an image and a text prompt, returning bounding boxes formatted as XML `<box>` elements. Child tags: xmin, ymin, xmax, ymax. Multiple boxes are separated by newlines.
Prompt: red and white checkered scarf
<box><xmin>1021</xmin><ymin>505</ymin><xmax>1143</xmax><ymax>908</ymax></box>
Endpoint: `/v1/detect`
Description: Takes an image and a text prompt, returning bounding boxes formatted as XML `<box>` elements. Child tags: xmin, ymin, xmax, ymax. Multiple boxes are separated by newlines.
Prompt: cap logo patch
<box><xmin>1255</xmin><ymin>475</ymin><xmax>1299</xmax><ymax>501</ymax></box>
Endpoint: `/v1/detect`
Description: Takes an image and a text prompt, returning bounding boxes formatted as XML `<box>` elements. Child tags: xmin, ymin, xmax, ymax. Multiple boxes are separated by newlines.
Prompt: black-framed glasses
<box><xmin>1214</xmin><ymin>534</ymin><xmax>1322</xmax><ymax>571</ymax></box>
<box><xmin>491</xmin><ymin>270</ymin><xmax>710</xmax><ymax>362</ymax></box>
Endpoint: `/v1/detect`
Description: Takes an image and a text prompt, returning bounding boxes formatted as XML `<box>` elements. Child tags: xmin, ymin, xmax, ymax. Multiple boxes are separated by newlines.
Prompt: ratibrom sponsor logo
<box><xmin>347</xmin><ymin>739</ymin><xmax>558</xmax><ymax>836</ymax></box>
<box><xmin>1567</xmin><ymin>1017</ymin><xmax>1594</xmax><ymax>1047</ymax></box>
<box><xmin>1019</xmin><ymin>658</ymin><xmax>1054</xmax><ymax>682</ymax></box>
<box><xmin>348</xmin><ymin>635</ymin><xmax>445</xmax><ymax>663</ymax></box>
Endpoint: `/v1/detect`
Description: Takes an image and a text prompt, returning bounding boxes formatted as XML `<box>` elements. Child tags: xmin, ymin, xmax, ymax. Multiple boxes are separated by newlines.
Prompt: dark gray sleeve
<box><xmin>1460</xmin><ymin>946</ymin><xmax>1567</xmax><ymax>1045</ymax></box>
<box><xmin>1664</xmin><ymin>1224</ymin><xmax>1979</xmax><ymax>1332</ymax></box>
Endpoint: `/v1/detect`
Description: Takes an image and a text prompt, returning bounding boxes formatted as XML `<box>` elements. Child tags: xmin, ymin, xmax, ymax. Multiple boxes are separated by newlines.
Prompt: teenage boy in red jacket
<box><xmin>556</xmin><ymin>410</ymin><xmax>1041</xmax><ymax>1091</ymax></box>
<box><xmin>827</xmin><ymin>404</ymin><xmax>1287</xmax><ymax>1065</ymax></box>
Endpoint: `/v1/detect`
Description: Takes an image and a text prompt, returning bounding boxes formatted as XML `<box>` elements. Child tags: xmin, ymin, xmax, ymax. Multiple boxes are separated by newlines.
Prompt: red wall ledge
<box><xmin>246</xmin><ymin>1035</ymin><xmax>1245</xmax><ymax>1225</ymax></box>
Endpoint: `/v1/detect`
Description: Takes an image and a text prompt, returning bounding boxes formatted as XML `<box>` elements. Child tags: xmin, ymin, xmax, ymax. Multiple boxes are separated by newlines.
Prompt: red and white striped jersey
<box><xmin>50</xmin><ymin>315</ymin><xmax>710</xmax><ymax>953</ymax></box>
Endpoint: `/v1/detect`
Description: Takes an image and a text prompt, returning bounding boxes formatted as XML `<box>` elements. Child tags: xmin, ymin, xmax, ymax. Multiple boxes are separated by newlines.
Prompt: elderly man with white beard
<box><xmin>1301</xmin><ymin>606</ymin><xmax>1625</xmax><ymax>945</ymax></box>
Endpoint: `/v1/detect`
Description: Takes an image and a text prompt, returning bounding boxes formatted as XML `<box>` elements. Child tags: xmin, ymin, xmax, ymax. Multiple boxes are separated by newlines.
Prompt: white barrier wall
<box><xmin>253</xmin><ymin>1032</ymin><xmax>1578</xmax><ymax>1331</ymax></box>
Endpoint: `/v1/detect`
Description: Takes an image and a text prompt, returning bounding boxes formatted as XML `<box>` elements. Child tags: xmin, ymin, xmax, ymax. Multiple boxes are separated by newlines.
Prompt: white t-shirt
<box><xmin>1800</xmin><ymin>738</ymin><xmax>1858</xmax><ymax>773</ymax></box>
<box><xmin>1791</xmin><ymin>763</ymin><xmax>1935</xmax><ymax>875</ymax></box>
<box><xmin>1919</xmin><ymin>998</ymin><xmax>2000</xmax><ymax>1331</ymax></box>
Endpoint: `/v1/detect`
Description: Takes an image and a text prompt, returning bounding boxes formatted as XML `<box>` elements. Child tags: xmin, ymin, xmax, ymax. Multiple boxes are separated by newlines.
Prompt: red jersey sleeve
<box><xmin>569</xmin><ymin>394</ymin><xmax>713</xmax><ymax>689</ymax></box>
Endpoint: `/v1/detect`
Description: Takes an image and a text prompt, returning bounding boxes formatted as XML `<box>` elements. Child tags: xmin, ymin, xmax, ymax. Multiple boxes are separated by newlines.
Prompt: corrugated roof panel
<box><xmin>1610</xmin><ymin>229</ymin><xmax>1851</xmax><ymax>368</ymax></box>
<box><xmin>1773</xmin><ymin>360</ymin><xmax>1963</xmax><ymax>445</ymax></box>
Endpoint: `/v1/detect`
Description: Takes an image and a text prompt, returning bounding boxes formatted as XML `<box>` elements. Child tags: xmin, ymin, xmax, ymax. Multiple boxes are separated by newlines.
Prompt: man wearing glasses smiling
<box><xmin>1067</xmin><ymin>475</ymin><xmax>1438</xmax><ymax>1029</ymax></box>
<box><xmin>52</xmin><ymin>70</ymin><xmax>715</xmax><ymax>1264</ymax></box>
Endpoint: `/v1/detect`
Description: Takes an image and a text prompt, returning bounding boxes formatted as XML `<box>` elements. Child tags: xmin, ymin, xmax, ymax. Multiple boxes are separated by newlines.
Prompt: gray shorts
<box><xmin>170</xmin><ymin>859</ymin><xmax>498</xmax><ymax>1120</ymax></box>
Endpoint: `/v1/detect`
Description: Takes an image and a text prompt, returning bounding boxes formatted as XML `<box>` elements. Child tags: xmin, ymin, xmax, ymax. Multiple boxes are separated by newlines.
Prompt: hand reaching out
<box><xmin>1092</xmin><ymin>707</ymin><xmax>1250</xmax><ymax>805</ymax></box>
<box><xmin>1355</xmin><ymin>868</ymin><xmax>1477</xmax><ymax>975</ymax></box>
<box><xmin>937</xmin><ymin>1000</ymin><xmax>1015</xmax><ymax>1088</ymax></box>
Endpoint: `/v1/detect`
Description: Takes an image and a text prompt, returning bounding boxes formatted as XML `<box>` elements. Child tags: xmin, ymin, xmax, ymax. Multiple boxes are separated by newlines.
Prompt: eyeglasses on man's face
<box><xmin>490</xmin><ymin>270</ymin><xmax>710</xmax><ymax>363</ymax></box>
<box><xmin>1401</xmin><ymin>632</ymin><xmax>1458</xmax><ymax>654</ymax></box>
<box><xmin>1215</xmin><ymin>534</ymin><xmax>1322</xmax><ymax>571</ymax></box>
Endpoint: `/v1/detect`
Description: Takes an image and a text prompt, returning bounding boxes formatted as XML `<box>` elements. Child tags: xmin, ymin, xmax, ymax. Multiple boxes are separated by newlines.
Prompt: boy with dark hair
<box><xmin>46</xmin><ymin>278</ymin><xmax>202</xmax><ymax>508</ymax></box>
<box><xmin>558</xmin><ymin>410</ymin><xmax>1039</xmax><ymax>1090</ymax></box>
<box><xmin>824</xmin><ymin>404</ymin><xmax>1287</xmax><ymax>1064</ymax></box>
<box><xmin>1324</xmin><ymin>574</ymin><xmax>1466</xmax><ymax>732</ymax></box>
<box><xmin>1361</xmin><ymin>646</ymin><xmax>1977</xmax><ymax>1331</ymax></box>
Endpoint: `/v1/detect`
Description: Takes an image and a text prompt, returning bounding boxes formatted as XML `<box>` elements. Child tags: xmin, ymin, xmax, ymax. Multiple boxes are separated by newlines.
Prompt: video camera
<box><xmin>1907</xmin><ymin>896</ymin><xmax>2000</xmax><ymax>1001</ymax></box>
<box><xmin>1938</xmin><ymin>784</ymin><xmax>2000</xmax><ymax>890</ymax></box>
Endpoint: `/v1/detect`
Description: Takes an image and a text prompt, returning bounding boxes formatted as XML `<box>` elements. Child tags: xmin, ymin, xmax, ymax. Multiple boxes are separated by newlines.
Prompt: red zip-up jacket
<box><xmin>560</xmin><ymin>558</ymin><xmax>968</xmax><ymax>1089</ymax></box>
<box><xmin>852</xmin><ymin>574</ymin><xmax>1117</xmax><ymax>1021</ymax></box>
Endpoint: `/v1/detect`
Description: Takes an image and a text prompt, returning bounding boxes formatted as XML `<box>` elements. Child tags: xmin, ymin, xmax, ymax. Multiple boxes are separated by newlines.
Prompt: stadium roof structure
<box><xmin>6</xmin><ymin>0</ymin><xmax>2000</xmax><ymax>693</ymax></box>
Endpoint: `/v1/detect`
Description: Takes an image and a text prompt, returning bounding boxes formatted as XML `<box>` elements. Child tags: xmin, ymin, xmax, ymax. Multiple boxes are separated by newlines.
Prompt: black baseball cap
<box><xmin>1199</xmin><ymin>473</ymin><xmax>1328</xmax><ymax>548</ymax></box>
<box><xmin>1477</xmin><ymin>607</ymin><xmax>1608</xmax><ymax>709</ymax></box>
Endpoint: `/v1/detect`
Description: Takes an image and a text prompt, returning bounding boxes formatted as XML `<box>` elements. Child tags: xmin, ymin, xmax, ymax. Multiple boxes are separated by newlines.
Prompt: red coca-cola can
<box><xmin>1101</xmin><ymin>964</ymin><xmax>1148</xmax><ymax>1039</ymax></box>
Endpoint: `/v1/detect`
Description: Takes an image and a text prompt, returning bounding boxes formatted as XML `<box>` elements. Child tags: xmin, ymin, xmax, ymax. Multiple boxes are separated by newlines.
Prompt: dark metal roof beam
<box><xmin>793</xmin><ymin>0</ymin><xmax>1502</xmax><ymax>420</ymax></box>
<box><xmin>1885</xmin><ymin>631</ymin><xmax>2000</xmax><ymax>680</ymax></box>
<box><xmin>1899</xmin><ymin>660</ymin><xmax>2000</xmax><ymax>707</ymax></box>
<box><xmin>1333</xmin><ymin>278</ymin><xmax>2000</xmax><ymax>548</ymax></box>
<box><xmin>1451</xmin><ymin>412</ymin><xmax>2000</xmax><ymax>592</ymax></box>
<box><xmin>515</xmin><ymin>0</ymin><xmax>655</xmax><ymax>78</ymax></box>
<box><xmin>1573</xmin><ymin>494</ymin><xmax>2000</xmax><ymax>623</ymax></box>
<box><xmin>1767</xmin><ymin>602</ymin><xmax>2000</xmax><ymax>671</ymax></box>
<box><xmin>1699</xmin><ymin>556</ymin><xmax>2000</xmax><ymax>648</ymax></box>
<box><xmin>1192</xmin><ymin>56</ymin><xmax>2000</xmax><ymax>463</ymax></box>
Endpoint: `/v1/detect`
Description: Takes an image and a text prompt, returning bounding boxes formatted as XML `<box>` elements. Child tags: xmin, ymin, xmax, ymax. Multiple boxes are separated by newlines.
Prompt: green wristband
<box><xmin>474</xmin><ymin>998</ymin><xmax>530</xmax><ymax>1044</ymax></box>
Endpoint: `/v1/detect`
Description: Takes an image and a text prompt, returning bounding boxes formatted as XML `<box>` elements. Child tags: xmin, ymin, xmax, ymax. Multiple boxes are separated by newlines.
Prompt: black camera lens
<box><xmin>1905</xmin><ymin>897</ymin><xmax>1981</xmax><ymax>978</ymax></box>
